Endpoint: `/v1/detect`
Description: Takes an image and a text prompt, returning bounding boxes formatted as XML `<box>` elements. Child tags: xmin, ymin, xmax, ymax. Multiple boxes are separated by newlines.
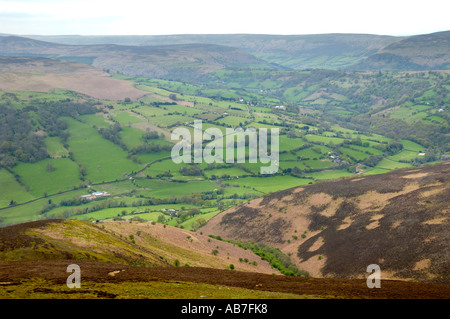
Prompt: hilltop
<box><xmin>202</xmin><ymin>162</ymin><xmax>450</xmax><ymax>283</ymax></box>
<box><xmin>353</xmin><ymin>31</ymin><xmax>450</xmax><ymax>70</ymax></box>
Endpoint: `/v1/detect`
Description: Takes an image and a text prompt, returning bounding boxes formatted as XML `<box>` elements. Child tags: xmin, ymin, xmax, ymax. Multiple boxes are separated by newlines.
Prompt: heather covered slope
<box><xmin>201</xmin><ymin>162</ymin><xmax>450</xmax><ymax>283</ymax></box>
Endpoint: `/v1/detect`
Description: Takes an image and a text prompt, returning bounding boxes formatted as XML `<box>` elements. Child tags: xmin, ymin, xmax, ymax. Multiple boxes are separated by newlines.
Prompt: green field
<box><xmin>65</xmin><ymin>117</ymin><xmax>142</xmax><ymax>183</ymax></box>
<box><xmin>0</xmin><ymin>169</ymin><xmax>34</xmax><ymax>208</ymax></box>
<box><xmin>387</xmin><ymin>150</ymin><xmax>421</xmax><ymax>162</ymax></box>
<box><xmin>305</xmin><ymin>169</ymin><xmax>353</xmax><ymax>180</ymax></box>
<box><xmin>230</xmin><ymin>175</ymin><xmax>313</xmax><ymax>193</ymax></box>
<box><xmin>13</xmin><ymin>158</ymin><xmax>82</xmax><ymax>197</ymax></box>
<box><xmin>400</xmin><ymin>140</ymin><xmax>425</xmax><ymax>152</ymax></box>
<box><xmin>375</xmin><ymin>158</ymin><xmax>413</xmax><ymax>170</ymax></box>
<box><xmin>45</xmin><ymin>136</ymin><xmax>69</xmax><ymax>158</ymax></box>
<box><xmin>339</xmin><ymin>147</ymin><xmax>371</xmax><ymax>161</ymax></box>
<box><xmin>134</xmin><ymin>179</ymin><xmax>218</xmax><ymax>198</ymax></box>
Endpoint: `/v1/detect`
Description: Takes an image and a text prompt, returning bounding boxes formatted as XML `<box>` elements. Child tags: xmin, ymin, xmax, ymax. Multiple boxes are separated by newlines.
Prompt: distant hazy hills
<box><xmin>24</xmin><ymin>33</ymin><xmax>400</xmax><ymax>70</ymax></box>
<box><xmin>1</xmin><ymin>31</ymin><xmax>449</xmax><ymax>78</ymax></box>
<box><xmin>0</xmin><ymin>36</ymin><xmax>275</xmax><ymax>80</ymax></box>
<box><xmin>19</xmin><ymin>31</ymin><xmax>450</xmax><ymax>71</ymax></box>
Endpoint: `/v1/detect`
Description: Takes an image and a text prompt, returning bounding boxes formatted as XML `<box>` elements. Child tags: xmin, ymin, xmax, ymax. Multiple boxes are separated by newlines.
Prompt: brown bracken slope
<box><xmin>202</xmin><ymin>163</ymin><xmax>450</xmax><ymax>284</ymax></box>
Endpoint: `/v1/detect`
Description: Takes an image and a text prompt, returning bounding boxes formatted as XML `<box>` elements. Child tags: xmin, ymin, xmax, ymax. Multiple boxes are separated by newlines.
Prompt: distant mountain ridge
<box><xmin>0</xmin><ymin>36</ymin><xmax>276</xmax><ymax>80</ymax></box>
<box><xmin>27</xmin><ymin>33</ymin><xmax>402</xmax><ymax>70</ymax></box>
<box><xmin>3</xmin><ymin>31</ymin><xmax>449</xmax><ymax>74</ymax></box>
<box><xmin>352</xmin><ymin>31</ymin><xmax>450</xmax><ymax>70</ymax></box>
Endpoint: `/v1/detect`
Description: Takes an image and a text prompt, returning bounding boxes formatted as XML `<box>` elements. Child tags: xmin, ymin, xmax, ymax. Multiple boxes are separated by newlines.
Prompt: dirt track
<box><xmin>1</xmin><ymin>260</ymin><xmax>449</xmax><ymax>299</ymax></box>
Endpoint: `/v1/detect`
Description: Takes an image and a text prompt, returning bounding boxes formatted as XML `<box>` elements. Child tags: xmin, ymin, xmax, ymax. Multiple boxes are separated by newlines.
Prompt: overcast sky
<box><xmin>1</xmin><ymin>0</ymin><xmax>449</xmax><ymax>36</ymax></box>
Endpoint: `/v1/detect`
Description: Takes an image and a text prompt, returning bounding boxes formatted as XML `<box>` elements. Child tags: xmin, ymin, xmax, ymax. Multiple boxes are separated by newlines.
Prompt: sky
<box><xmin>0</xmin><ymin>0</ymin><xmax>449</xmax><ymax>36</ymax></box>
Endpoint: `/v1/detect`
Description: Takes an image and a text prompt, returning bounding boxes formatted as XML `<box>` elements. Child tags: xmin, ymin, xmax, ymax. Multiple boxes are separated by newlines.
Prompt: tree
<box><xmin>157</xmin><ymin>214</ymin><xmax>166</xmax><ymax>223</ymax></box>
<box><xmin>46</xmin><ymin>163</ymin><xmax>55</xmax><ymax>172</ymax></box>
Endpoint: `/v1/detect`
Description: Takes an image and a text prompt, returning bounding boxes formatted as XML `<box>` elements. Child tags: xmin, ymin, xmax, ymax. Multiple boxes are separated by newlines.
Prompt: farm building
<box><xmin>81</xmin><ymin>191</ymin><xmax>110</xmax><ymax>201</ymax></box>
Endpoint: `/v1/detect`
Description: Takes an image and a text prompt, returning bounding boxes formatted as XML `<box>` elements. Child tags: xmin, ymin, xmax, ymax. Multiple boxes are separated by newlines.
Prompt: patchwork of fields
<box><xmin>0</xmin><ymin>72</ymin><xmax>446</xmax><ymax>230</ymax></box>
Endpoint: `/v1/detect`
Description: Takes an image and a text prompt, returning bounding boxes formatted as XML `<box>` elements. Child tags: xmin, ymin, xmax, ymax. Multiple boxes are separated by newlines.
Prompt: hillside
<box><xmin>1</xmin><ymin>219</ymin><xmax>449</xmax><ymax>299</ymax></box>
<box><xmin>352</xmin><ymin>31</ymin><xmax>450</xmax><ymax>71</ymax></box>
<box><xmin>0</xmin><ymin>36</ymin><xmax>274</xmax><ymax>80</ymax></box>
<box><xmin>201</xmin><ymin>162</ymin><xmax>450</xmax><ymax>283</ymax></box>
<box><xmin>0</xmin><ymin>57</ymin><xmax>148</xmax><ymax>100</ymax></box>
<box><xmin>0</xmin><ymin>219</ymin><xmax>277</xmax><ymax>274</ymax></box>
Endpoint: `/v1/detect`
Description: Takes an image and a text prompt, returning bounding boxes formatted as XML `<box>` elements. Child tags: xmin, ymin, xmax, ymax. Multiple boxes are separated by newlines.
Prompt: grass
<box><xmin>65</xmin><ymin>117</ymin><xmax>142</xmax><ymax>183</ymax></box>
<box><xmin>135</xmin><ymin>105</ymin><xmax>170</xmax><ymax>117</ymax></box>
<box><xmin>119</xmin><ymin>126</ymin><xmax>145</xmax><ymax>149</ymax></box>
<box><xmin>230</xmin><ymin>175</ymin><xmax>313</xmax><ymax>193</ymax></box>
<box><xmin>79</xmin><ymin>114</ymin><xmax>110</xmax><ymax>129</ymax></box>
<box><xmin>177</xmin><ymin>209</ymin><xmax>221</xmax><ymax>230</ymax></box>
<box><xmin>149</xmin><ymin>114</ymin><xmax>197</xmax><ymax>127</ymax></box>
<box><xmin>0</xmin><ymin>169</ymin><xmax>34</xmax><ymax>208</ymax></box>
<box><xmin>305</xmin><ymin>169</ymin><xmax>353</xmax><ymax>180</ymax></box>
<box><xmin>141</xmin><ymin>159</ymin><xmax>191</xmax><ymax>179</ymax></box>
<box><xmin>400</xmin><ymin>140</ymin><xmax>425</xmax><ymax>152</ymax></box>
<box><xmin>91</xmin><ymin>180</ymin><xmax>135</xmax><ymax>195</ymax></box>
<box><xmin>305</xmin><ymin>135</ymin><xmax>345</xmax><ymax>145</ymax></box>
<box><xmin>203</xmin><ymin>166</ymin><xmax>251</xmax><ymax>178</ymax></box>
<box><xmin>111</xmin><ymin>111</ymin><xmax>144</xmax><ymax>125</ymax></box>
<box><xmin>339</xmin><ymin>147</ymin><xmax>371</xmax><ymax>161</ymax></box>
<box><xmin>135</xmin><ymin>152</ymin><xmax>172</xmax><ymax>166</ymax></box>
<box><xmin>0</xmin><ymin>189</ymin><xmax>87</xmax><ymax>226</ymax></box>
<box><xmin>0</xmin><ymin>279</ymin><xmax>308</xmax><ymax>299</ymax></box>
<box><xmin>216</xmin><ymin>115</ymin><xmax>248</xmax><ymax>127</ymax></box>
<box><xmin>69</xmin><ymin>203</ymin><xmax>199</xmax><ymax>221</ymax></box>
<box><xmin>295</xmin><ymin>148</ymin><xmax>320</xmax><ymax>159</ymax></box>
<box><xmin>303</xmin><ymin>159</ymin><xmax>334</xmax><ymax>169</ymax></box>
<box><xmin>375</xmin><ymin>158</ymin><xmax>413</xmax><ymax>170</ymax></box>
<box><xmin>12</xmin><ymin>158</ymin><xmax>82</xmax><ymax>197</ymax></box>
<box><xmin>279</xmin><ymin>136</ymin><xmax>305</xmax><ymax>152</ymax></box>
<box><xmin>280</xmin><ymin>161</ymin><xmax>309</xmax><ymax>170</ymax></box>
<box><xmin>45</xmin><ymin>136</ymin><xmax>69</xmax><ymax>158</ymax></box>
<box><xmin>134</xmin><ymin>179</ymin><xmax>218</xmax><ymax>198</ymax></box>
<box><xmin>363</xmin><ymin>168</ymin><xmax>391</xmax><ymax>176</ymax></box>
<box><xmin>165</xmin><ymin>104</ymin><xmax>203</xmax><ymax>116</ymax></box>
<box><xmin>387</xmin><ymin>150</ymin><xmax>420</xmax><ymax>162</ymax></box>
